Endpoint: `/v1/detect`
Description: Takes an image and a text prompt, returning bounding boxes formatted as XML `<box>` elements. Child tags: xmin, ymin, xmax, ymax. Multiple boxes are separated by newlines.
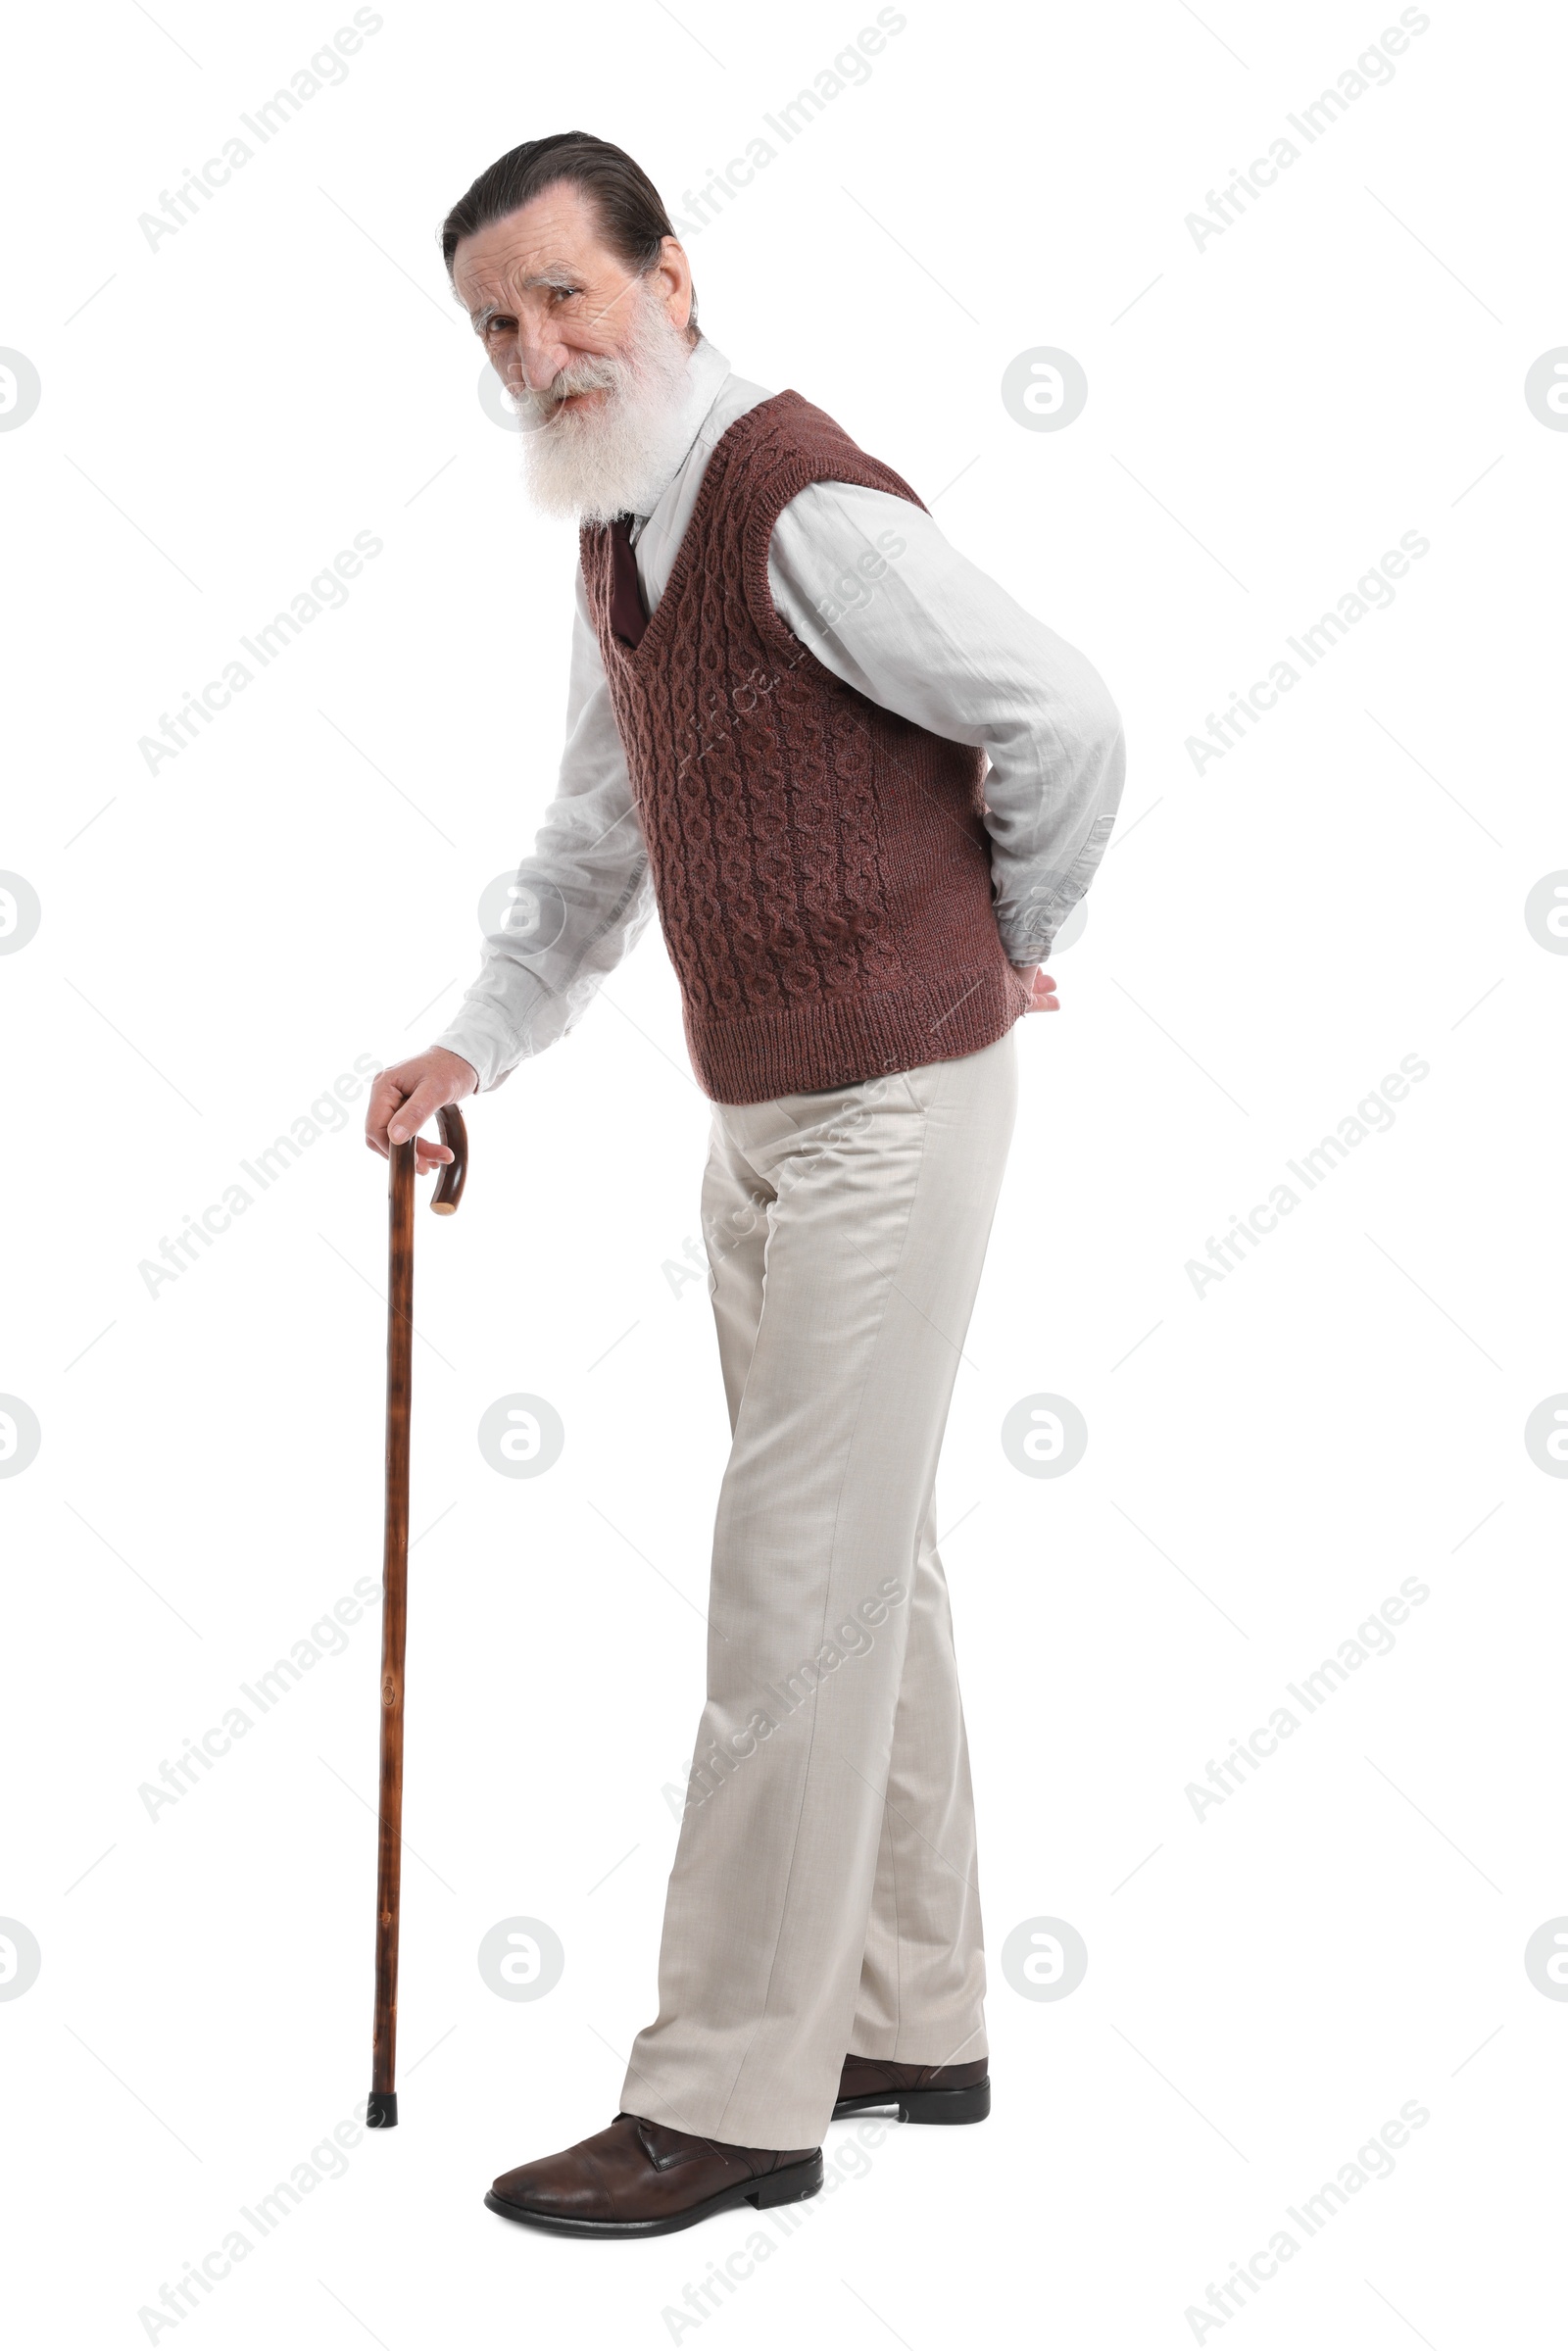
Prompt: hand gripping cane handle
<box><xmin>367</xmin><ymin>1102</ymin><xmax>468</xmax><ymax>2129</ymax></box>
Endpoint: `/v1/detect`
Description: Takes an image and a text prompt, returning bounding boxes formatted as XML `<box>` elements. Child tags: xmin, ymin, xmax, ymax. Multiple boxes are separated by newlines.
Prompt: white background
<box><xmin>3</xmin><ymin>0</ymin><xmax>1565</xmax><ymax>2343</ymax></box>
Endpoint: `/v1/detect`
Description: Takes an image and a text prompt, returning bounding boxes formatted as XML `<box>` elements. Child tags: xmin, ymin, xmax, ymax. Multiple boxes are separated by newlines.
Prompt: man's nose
<box><xmin>511</xmin><ymin>327</ymin><xmax>569</xmax><ymax>396</ymax></box>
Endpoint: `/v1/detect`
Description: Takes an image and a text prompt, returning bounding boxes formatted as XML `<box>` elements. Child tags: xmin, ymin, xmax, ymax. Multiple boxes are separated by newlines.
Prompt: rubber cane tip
<box><xmin>366</xmin><ymin>2090</ymin><xmax>399</xmax><ymax>2129</ymax></box>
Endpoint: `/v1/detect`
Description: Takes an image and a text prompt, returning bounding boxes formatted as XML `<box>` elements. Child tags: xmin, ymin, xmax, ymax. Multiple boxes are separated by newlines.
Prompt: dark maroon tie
<box><xmin>609</xmin><ymin>514</ymin><xmax>648</xmax><ymax>649</ymax></box>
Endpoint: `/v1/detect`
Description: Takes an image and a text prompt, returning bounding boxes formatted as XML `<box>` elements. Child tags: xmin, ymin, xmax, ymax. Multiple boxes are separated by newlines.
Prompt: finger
<box><xmin>364</xmin><ymin>1071</ymin><xmax>411</xmax><ymax>1157</ymax></box>
<box><xmin>414</xmin><ymin>1139</ymin><xmax>456</xmax><ymax>1173</ymax></box>
<box><xmin>387</xmin><ymin>1078</ymin><xmax>448</xmax><ymax>1147</ymax></box>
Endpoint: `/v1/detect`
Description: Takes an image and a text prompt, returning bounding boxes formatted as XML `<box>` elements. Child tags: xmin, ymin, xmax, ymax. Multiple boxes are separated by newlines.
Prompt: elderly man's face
<box><xmin>453</xmin><ymin>181</ymin><xmax>693</xmax><ymax>414</ymax></box>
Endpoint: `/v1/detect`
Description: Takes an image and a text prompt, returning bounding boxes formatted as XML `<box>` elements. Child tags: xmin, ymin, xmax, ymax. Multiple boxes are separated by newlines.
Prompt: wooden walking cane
<box><xmin>366</xmin><ymin>1104</ymin><xmax>468</xmax><ymax>2131</ymax></box>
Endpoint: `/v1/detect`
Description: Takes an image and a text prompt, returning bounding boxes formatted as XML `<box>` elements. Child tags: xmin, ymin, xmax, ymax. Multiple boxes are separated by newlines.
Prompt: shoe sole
<box><xmin>832</xmin><ymin>2078</ymin><xmax>991</xmax><ymax>2125</ymax></box>
<box><xmin>483</xmin><ymin>2150</ymin><xmax>824</xmax><ymax>2239</ymax></box>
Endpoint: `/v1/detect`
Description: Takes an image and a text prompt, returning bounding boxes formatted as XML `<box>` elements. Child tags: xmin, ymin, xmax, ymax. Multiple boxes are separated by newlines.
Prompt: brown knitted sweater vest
<box><xmin>579</xmin><ymin>389</ymin><xmax>1028</xmax><ymax>1104</ymax></box>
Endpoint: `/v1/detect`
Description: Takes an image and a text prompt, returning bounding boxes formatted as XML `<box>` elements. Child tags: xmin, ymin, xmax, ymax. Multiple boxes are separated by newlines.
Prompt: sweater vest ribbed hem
<box><xmin>686</xmin><ymin>960</ymin><xmax>1030</xmax><ymax>1105</ymax></box>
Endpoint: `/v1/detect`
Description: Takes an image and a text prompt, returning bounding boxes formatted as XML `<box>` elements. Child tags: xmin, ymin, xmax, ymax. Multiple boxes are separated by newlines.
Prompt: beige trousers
<box><xmin>619</xmin><ymin>1026</ymin><xmax>1019</xmax><ymax>2149</ymax></box>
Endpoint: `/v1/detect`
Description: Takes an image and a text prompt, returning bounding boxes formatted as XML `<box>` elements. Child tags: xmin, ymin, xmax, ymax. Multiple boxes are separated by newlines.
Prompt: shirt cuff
<box><xmin>429</xmin><ymin>1006</ymin><xmax>528</xmax><ymax>1096</ymax></box>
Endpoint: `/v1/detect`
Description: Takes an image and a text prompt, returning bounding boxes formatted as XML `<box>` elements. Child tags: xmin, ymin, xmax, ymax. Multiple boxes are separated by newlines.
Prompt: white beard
<box><xmin>514</xmin><ymin>286</ymin><xmax>699</xmax><ymax>523</ymax></box>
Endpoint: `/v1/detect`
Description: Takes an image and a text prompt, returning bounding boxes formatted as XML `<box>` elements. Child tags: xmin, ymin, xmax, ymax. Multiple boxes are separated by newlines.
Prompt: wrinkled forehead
<box><xmin>452</xmin><ymin>192</ymin><xmax>628</xmax><ymax>319</ymax></box>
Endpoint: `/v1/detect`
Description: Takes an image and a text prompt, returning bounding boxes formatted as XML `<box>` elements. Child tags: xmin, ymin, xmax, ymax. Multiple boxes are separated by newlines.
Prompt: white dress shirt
<box><xmin>434</xmin><ymin>336</ymin><xmax>1126</xmax><ymax>1094</ymax></box>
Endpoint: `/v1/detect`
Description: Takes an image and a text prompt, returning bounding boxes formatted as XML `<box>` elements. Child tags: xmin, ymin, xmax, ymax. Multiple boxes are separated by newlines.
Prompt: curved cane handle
<box><xmin>430</xmin><ymin>1105</ymin><xmax>468</xmax><ymax>1215</ymax></box>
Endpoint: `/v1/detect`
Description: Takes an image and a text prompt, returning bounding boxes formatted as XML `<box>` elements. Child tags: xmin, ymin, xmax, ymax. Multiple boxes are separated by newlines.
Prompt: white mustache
<box><xmin>515</xmin><ymin>361</ymin><xmax>625</xmax><ymax>420</ymax></box>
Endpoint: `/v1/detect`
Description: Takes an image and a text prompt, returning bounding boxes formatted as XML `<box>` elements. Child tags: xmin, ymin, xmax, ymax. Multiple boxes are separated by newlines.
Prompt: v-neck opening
<box><xmin>599</xmin><ymin>390</ymin><xmax>803</xmax><ymax>666</ymax></box>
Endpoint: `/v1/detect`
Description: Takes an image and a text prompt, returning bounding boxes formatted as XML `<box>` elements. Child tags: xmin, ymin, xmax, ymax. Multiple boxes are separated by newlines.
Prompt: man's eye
<box><xmin>551</xmin><ymin>285</ymin><xmax>580</xmax><ymax>302</ymax></box>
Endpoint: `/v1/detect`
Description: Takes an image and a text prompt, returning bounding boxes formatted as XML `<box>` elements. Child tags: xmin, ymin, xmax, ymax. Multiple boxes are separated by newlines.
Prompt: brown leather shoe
<box><xmin>833</xmin><ymin>2055</ymin><xmax>991</xmax><ymax>2124</ymax></box>
<box><xmin>484</xmin><ymin>2112</ymin><xmax>823</xmax><ymax>2238</ymax></box>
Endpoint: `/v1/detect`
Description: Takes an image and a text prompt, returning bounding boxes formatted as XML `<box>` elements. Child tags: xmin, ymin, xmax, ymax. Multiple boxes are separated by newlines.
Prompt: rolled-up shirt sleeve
<box><xmin>431</xmin><ymin>566</ymin><xmax>655</xmax><ymax>1093</ymax></box>
<box><xmin>766</xmin><ymin>483</ymin><xmax>1126</xmax><ymax>963</ymax></box>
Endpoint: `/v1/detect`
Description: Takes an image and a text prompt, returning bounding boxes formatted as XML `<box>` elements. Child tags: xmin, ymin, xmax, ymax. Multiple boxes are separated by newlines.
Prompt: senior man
<box><xmin>366</xmin><ymin>130</ymin><xmax>1125</xmax><ymax>2239</ymax></box>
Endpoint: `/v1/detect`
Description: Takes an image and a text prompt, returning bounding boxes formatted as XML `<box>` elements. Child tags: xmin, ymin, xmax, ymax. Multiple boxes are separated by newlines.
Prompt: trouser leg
<box><xmin>620</xmin><ymin>1030</ymin><xmax>1017</xmax><ymax>2149</ymax></box>
<box><xmin>848</xmin><ymin>1488</ymin><xmax>988</xmax><ymax>2067</ymax></box>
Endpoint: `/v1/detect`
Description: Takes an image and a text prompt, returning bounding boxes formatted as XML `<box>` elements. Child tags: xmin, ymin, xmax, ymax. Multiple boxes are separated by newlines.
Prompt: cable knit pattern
<box><xmin>579</xmin><ymin>390</ymin><xmax>1029</xmax><ymax>1103</ymax></box>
